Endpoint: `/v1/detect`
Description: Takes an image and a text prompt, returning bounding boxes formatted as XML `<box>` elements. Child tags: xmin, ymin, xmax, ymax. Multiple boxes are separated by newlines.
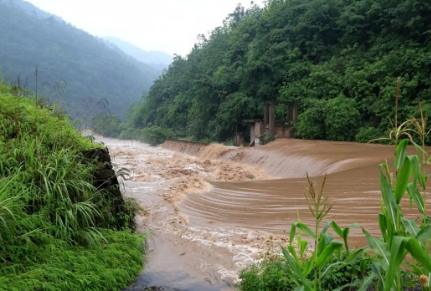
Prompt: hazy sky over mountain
<box><xmin>26</xmin><ymin>0</ymin><xmax>265</xmax><ymax>56</ymax></box>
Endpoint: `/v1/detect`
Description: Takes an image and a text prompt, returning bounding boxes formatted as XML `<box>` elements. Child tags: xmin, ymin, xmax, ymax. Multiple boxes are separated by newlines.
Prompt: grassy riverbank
<box><xmin>0</xmin><ymin>79</ymin><xmax>145</xmax><ymax>291</ymax></box>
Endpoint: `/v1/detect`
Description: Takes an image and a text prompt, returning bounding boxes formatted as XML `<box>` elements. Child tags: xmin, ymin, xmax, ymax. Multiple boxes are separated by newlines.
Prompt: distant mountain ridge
<box><xmin>104</xmin><ymin>36</ymin><xmax>172</xmax><ymax>70</ymax></box>
<box><xmin>0</xmin><ymin>0</ymin><xmax>53</xmax><ymax>19</ymax></box>
<box><xmin>0</xmin><ymin>0</ymin><xmax>162</xmax><ymax>118</ymax></box>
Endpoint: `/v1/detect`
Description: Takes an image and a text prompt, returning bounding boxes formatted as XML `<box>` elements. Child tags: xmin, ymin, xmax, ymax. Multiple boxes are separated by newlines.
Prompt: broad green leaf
<box><xmin>299</xmin><ymin>239</ymin><xmax>308</xmax><ymax>257</ymax></box>
<box><xmin>372</xmin><ymin>262</ymin><xmax>385</xmax><ymax>291</ymax></box>
<box><xmin>303</xmin><ymin>251</ymin><xmax>316</xmax><ymax>277</ymax></box>
<box><xmin>317</xmin><ymin>237</ymin><xmax>326</xmax><ymax>257</ymax></box>
<box><xmin>315</xmin><ymin>240</ymin><xmax>343</xmax><ymax>268</ymax></box>
<box><xmin>378</xmin><ymin>214</ymin><xmax>388</xmax><ymax>242</ymax></box>
<box><xmin>344</xmin><ymin>247</ymin><xmax>367</xmax><ymax>263</ymax></box>
<box><xmin>321</xmin><ymin>232</ymin><xmax>333</xmax><ymax>245</ymax></box>
<box><xmin>407</xmin><ymin>238</ymin><xmax>431</xmax><ymax>272</ymax></box>
<box><xmin>282</xmin><ymin>246</ymin><xmax>303</xmax><ymax>277</ymax></box>
<box><xmin>281</xmin><ymin>246</ymin><xmax>303</xmax><ymax>287</ymax></box>
<box><xmin>317</xmin><ymin>232</ymin><xmax>333</xmax><ymax>256</ymax></box>
<box><xmin>379</xmin><ymin>165</ymin><xmax>398</xmax><ymax>230</ymax></box>
<box><xmin>288</xmin><ymin>245</ymin><xmax>301</xmax><ymax>266</ymax></box>
<box><xmin>384</xmin><ymin>237</ymin><xmax>408</xmax><ymax>291</ymax></box>
<box><xmin>401</xmin><ymin>217</ymin><xmax>420</xmax><ymax>237</ymax></box>
<box><xmin>409</xmin><ymin>155</ymin><xmax>425</xmax><ymax>190</ymax></box>
<box><xmin>332</xmin><ymin>282</ymin><xmax>355</xmax><ymax>291</ymax></box>
<box><xmin>360</xmin><ymin>259</ymin><xmax>368</xmax><ymax>277</ymax></box>
<box><xmin>394</xmin><ymin>157</ymin><xmax>411</xmax><ymax>203</ymax></box>
<box><xmin>289</xmin><ymin>223</ymin><xmax>297</xmax><ymax>245</ymax></box>
<box><xmin>322</xmin><ymin>220</ymin><xmax>343</xmax><ymax>236</ymax></box>
<box><xmin>291</xmin><ymin>222</ymin><xmax>316</xmax><ymax>240</ymax></box>
<box><xmin>357</xmin><ymin>276</ymin><xmax>377</xmax><ymax>291</ymax></box>
<box><xmin>395</xmin><ymin>139</ymin><xmax>409</xmax><ymax>171</ymax></box>
<box><xmin>321</xmin><ymin>262</ymin><xmax>343</xmax><ymax>279</ymax></box>
<box><xmin>416</xmin><ymin>225</ymin><xmax>431</xmax><ymax>242</ymax></box>
<box><xmin>413</xmin><ymin>141</ymin><xmax>427</xmax><ymax>159</ymax></box>
<box><xmin>322</xmin><ymin>221</ymin><xmax>360</xmax><ymax>251</ymax></box>
<box><xmin>342</xmin><ymin>227</ymin><xmax>350</xmax><ymax>252</ymax></box>
<box><xmin>407</xmin><ymin>182</ymin><xmax>424</xmax><ymax>214</ymax></box>
<box><xmin>363</xmin><ymin>229</ymin><xmax>390</xmax><ymax>270</ymax></box>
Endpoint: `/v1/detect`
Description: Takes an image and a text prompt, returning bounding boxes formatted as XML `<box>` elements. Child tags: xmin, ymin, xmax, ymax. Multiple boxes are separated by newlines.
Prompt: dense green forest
<box><xmin>0</xmin><ymin>78</ymin><xmax>144</xmax><ymax>290</ymax></box>
<box><xmin>121</xmin><ymin>0</ymin><xmax>431</xmax><ymax>143</ymax></box>
<box><xmin>0</xmin><ymin>0</ymin><xmax>162</xmax><ymax>118</ymax></box>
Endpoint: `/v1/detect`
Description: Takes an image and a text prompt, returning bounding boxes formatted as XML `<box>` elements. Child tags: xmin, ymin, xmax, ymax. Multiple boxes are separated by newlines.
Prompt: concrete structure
<box><xmin>244</xmin><ymin>101</ymin><xmax>298</xmax><ymax>146</ymax></box>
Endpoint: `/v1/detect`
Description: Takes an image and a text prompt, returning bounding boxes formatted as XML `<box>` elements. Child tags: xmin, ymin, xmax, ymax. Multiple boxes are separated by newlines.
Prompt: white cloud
<box><xmin>26</xmin><ymin>0</ymin><xmax>265</xmax><ymax>56</ymax></box>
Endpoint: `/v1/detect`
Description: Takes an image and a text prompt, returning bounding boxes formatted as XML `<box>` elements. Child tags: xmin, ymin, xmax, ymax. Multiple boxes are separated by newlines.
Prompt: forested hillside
<box><xmin>0</xmin><ymin>0</ymin><xmax>160</xmax><ymax>118</ymax></box>
<box><xmin>128</xmin><ymin>0</ymin><xmax>431</xmax><ymax>143</ymax></box>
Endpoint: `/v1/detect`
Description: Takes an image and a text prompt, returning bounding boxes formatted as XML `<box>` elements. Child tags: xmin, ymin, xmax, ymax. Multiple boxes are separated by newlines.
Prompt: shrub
<box><xmin>140</xmin><ymin>126</ymin><xmax>175</xmax><ymax>146</ymax></box>
<box><xmin>295</xmin><ymin>101</ymin><xmax>326</xmax><ymax>140</ymax></box>
<box><xmin>355</xmin><ymin>127</ymin><xmax>383</xmax><ymax>143</ymax></box>
<box><xmin>324</xmin><ymin>95</ymin><xmax>360</xmax><ymax>141</ymax></box>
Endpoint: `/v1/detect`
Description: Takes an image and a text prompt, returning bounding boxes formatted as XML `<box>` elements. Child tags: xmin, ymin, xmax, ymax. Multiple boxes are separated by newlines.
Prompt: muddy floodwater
<box><xmin>180</xmin><ymin>139</ymin><xmax>429</xmax><ymax>247</ymax></box>
<box><xmin>94</xmin><ymin>135</ymin><xmax>428</xmax><ymax>290</ymax></box>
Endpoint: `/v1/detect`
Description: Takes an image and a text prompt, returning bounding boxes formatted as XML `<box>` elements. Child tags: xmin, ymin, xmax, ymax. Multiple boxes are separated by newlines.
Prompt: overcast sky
<box><xmin>26</xmin><ymin>0</ymin><xmax>265</xmax><ymax>56</ymax></box>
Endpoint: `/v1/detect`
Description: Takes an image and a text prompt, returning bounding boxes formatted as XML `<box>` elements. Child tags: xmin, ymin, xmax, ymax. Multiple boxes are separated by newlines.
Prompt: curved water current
<box><xmin>95</xmin><ymin>135</ymin><xmax>428</xmax><ymax>290</ymax></box>
<box><xmin>180</xmin><ymin>139</ymin><xmax>429</xmax><ymax>247</ymax></box>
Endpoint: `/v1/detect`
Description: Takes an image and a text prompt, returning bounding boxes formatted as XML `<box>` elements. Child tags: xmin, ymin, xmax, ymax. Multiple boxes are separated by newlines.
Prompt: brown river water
<box><xmin>179</xmin><ymin>139</ymin><xmax>428</xmax><ymax>248</ymax></box>
<box><xmin>92</xmin><ymin>135</ymin><xmax>428</xmax><ymax>291</ymax></box>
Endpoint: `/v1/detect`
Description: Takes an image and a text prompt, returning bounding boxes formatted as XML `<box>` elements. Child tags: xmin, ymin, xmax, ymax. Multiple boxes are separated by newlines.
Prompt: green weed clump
<box><xmin>0</xmin><ymin>79</ymin><xmax>144</xmax><ymax>290</ymax></box>
<box><xmin>0</xmin><ymin>230</ymin><xmax>145</xmax><ymax>291</ymax></box>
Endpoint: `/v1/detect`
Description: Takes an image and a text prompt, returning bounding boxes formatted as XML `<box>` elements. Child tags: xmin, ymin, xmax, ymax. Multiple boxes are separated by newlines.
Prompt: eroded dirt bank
<box><xmin>93</xmin><ymin>136</ymin><xmax>290</xmax><ymax>291</ymax></box>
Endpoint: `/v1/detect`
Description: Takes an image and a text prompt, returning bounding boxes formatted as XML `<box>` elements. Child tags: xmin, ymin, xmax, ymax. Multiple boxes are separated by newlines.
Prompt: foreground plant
<box><xmin>0</xmin><ymin>80</ymin><xmax>144</xmax><ymax>290</ymax></box>
<box><xmin>281</xmin><ymin>175</ymin><xmax>366</xmax><ymax>291</ymax></box>
<box><xmin>356</xmin><ymin>139</ymin><xmax>431</xmax><ymax>291</ymax></box>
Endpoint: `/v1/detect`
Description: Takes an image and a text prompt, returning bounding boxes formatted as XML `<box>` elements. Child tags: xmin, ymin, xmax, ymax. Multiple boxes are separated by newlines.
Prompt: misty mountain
<box><xmin>104</xmin><ymin>36</ymin><xmax>172</xmax><ymax>70</ymax></box>
<box><xmin>0</xmin><ymin>0</ymin><xmax>53</xmax><ymax>19</ymax></box>
<box><xmin>0</xmin><ymin>0</ymin><xmax>161</xmax><ymax>118</ymax></box>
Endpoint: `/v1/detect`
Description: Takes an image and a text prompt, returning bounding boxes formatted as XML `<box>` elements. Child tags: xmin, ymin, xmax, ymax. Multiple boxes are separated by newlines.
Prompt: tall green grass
<box><xmin>0</xmin><ymin>78</ymin><xmax>144</xmax><ymax>290</ymax></box>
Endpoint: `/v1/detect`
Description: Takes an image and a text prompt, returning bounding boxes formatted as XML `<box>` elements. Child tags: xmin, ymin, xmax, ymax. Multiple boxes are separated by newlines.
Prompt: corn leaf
<box><xmin>363</xmin><ymin>229</ymin><xmax>390</xmax><ymax>270</ymax></box>
<box><xmin>379</xmin><ymin>165</ymin><xmax>398</xmax><ymax>230</ymax></box>
<box><xmin>416</xmin><ymin>225</ymin><xmax>431</xmax><ymax>241</ymax></box>
<box><xmin>379</xmin><ymin>214</ymin><xmax>388</xmax><ymax>242</ymax></box>
<box><xmin>372</xmin><ymin>262</ymin><xmax>385</xmax><ymax>291</ymax></box>
<box><xmin>401</xmin><ymin>217</ymin><xmax>420</xmax><ymax>237</ymax></box>
<box><xmin>407</xmin><ymin>182</ymin><xmax>424</xmax><ymax>214</ymax></box>
<box><xmin>384</xmin><ymin>237</ymin><xmax>408</xmax><ymax>291</ymax></box>
<box><xmin>315</xmin><ymin>240</ymin><xmax>343</xmax><ymax>268</ymax></box>
<box><xmin>394</xmin><ymin>157</ymin><xmax>411</xmax><ymax>203</ymax></box>
<box><xmin>395</xmin><ymin>139</ymin><xmax>409</xmax><ymax>171</ymax></box>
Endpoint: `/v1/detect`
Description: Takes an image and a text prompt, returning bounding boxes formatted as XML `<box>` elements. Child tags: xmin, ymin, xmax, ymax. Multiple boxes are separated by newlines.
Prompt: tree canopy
<box><xmin>129</xmin><ymin>0</ymin><xmax>431</xmax><ymax>143</ymax></box>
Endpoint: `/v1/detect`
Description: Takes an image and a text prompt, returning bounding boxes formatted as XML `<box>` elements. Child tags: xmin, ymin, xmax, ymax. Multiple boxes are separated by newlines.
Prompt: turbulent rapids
<box><xmin>96</xmin><ymin>136</ymin><xmax>427</xmax><ymax>290</ymax></box>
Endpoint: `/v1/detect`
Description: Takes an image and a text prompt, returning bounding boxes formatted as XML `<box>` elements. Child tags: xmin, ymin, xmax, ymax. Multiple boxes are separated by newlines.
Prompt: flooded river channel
<box><xmin>95</xmin><ymin>136</ymin><xmax>427</xmax><ymax>290</ymax></box>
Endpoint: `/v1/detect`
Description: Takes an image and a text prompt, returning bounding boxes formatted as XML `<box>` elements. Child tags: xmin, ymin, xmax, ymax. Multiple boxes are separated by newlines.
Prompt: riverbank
<box><xmin>0</xmin><ymin>83</ymin><xmax>144</xmax><ymax>291</ymax></box>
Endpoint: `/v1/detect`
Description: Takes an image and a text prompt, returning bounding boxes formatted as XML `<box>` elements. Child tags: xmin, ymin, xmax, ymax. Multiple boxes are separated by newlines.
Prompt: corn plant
<box><xmin>352</xmin><ymin>139</ymin><xmax>431</xmax><ymax>291</ymax></box>
<box><xmin>281</xmin><ymin>175</ymin><xmax>366</xmax><ymax>291</ymax></box>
